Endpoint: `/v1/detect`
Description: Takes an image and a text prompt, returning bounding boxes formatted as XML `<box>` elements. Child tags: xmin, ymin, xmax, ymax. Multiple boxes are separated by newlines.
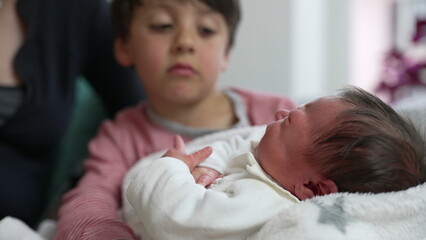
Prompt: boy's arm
<box><xmin>54</xmin><ymin>121</ymin><xmax>137</xmax><ymax>240</ymax></box>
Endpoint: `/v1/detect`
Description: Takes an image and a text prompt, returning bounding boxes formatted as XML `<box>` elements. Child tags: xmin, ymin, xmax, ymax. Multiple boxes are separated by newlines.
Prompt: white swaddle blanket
<box><xmin>249</xmin><ymin>182</ymin><xmax>426</xmax><ymax>240</ymax></box>
<box><xmin>121</xmin><ymin>126</ymin><xmax>266</xmax><ymax>237</ymax></box>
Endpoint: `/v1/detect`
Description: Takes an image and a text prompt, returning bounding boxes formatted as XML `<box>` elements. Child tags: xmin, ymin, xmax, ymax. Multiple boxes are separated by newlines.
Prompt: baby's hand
<box><xmin>191</xmin><ymin>167</ymin><xmax>222</xmax><ymax>187</ymax></box>
<box><xmin>163</xmin><ymin>135</ymin><xmax>212</xmax><ymax>171</ymax></box>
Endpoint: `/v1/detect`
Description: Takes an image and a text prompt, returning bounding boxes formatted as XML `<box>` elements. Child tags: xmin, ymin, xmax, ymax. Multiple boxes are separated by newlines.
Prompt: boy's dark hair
<box><xmin>111</xmin><ymin>0</ymin><xmax>241</xmax><ymax>49</ymax></box>
<box><xmin>305</xmin><ymin>86</ymin><xmax>425</xmax><ymax>194</ymax></box>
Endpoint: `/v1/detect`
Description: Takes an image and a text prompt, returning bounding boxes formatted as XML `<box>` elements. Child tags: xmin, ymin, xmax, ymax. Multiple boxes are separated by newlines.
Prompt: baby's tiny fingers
<box><xmin>196</xmin><ymin>174</ymin><xmax>212</xmax><ymax>187</ymax></box>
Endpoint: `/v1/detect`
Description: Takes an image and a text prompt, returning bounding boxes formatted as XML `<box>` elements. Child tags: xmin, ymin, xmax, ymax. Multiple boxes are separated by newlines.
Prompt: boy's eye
<box><xmin>150</xmin><ymin>23</ymin><xmax>173</xmax><ymax>32</ymax></box>
<box><xmin>199</xmin><ymin>26</ymin><xmax>216</xmax><ymax>37</ymax></box>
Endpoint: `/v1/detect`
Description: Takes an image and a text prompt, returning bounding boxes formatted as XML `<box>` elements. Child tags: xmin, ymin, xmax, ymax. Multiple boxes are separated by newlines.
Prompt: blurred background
<box><xmin>219</xmin><ymin>0</ymin><xmax>426</xmax><ymax>104</ymax></box>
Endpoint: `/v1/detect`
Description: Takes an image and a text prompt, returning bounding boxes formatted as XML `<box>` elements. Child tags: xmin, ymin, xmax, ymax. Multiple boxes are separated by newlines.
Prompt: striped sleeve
<box><xmin>54</xmin><ymin>119</ymin><xmax>138</xmax><ymax>240</ymax></box>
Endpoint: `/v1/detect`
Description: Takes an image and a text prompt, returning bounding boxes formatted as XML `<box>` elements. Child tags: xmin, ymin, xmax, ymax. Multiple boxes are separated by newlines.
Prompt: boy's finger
<box><xmin>173</xmin><ymin>135</ymin><xmax>185</xmax><ymax>152</ymax></box>
<box><xmin>188</xmin><ymin>146</ymin><xmax>212</xmax><ymax>169</ymax></box>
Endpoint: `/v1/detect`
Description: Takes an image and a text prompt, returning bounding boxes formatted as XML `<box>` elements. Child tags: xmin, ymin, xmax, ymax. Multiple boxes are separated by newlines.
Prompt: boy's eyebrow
<box><xmin>199</xmin><ymin>9</ymin><xmax>220</xmax><ymax>17</ymax></box>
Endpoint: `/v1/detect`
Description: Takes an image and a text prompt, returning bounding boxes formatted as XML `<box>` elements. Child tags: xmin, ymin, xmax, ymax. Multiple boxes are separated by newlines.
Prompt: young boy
<box><xmin>54</xmin><ymin>0</ymin><xmax>296</xmax><ymax>239</ymax></box>
<box><xmin>124</xmin><ymin>87</ymin><xmax>425</xmax><ymax>240</ymax></box>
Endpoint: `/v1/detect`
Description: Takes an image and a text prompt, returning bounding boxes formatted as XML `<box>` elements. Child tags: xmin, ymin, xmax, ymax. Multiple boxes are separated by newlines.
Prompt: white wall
<box><xmin>288</xmin><ymin>0</ymin><xmax>328</xmax><ymax>100</ymax></box>
<box><xmin>289</xmin><ymin>0</ymin><xmax>350</xmax><ymax>102</ymax></box>
<box><xmin>219</xmin><ymin>0</ymin><xmax>292</xmax><ymax>97</ymax></box>
<box><xmin>219</xmin><ymin>0</ymin><xmax>396</xmax><ymax>104</ymax></box>
<box><xmin>349</xmin><ymin>0</ymin><xmax>394</xmax><ymax>95</ymax></box>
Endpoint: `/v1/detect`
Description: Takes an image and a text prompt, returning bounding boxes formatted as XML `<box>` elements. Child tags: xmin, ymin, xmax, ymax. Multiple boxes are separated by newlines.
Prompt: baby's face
<box><xmin>254</xmin><ymin>97</ymin><xmax>351</xmax><ymax>199</ymax></box>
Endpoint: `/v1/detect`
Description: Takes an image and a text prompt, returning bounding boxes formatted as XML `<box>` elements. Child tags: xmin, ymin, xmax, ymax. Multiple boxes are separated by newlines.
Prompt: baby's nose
<box><xmin>275</xmin><ymin>109</ymin><xmax>290</xmax><ymax>121</ymax></box>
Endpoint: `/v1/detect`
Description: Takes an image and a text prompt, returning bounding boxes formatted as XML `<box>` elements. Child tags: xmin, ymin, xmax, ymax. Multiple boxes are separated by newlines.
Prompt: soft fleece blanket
<box><xmin>249</xmin><ymin>183</ymin><xmax>426</xmax><ymax>240</ymax></box>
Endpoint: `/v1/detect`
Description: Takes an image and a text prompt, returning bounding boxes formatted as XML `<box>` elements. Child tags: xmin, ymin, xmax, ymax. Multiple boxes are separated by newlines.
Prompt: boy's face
<box><xmin>115</xmin><ymin>0</ymin><xmax>231</xmax><ymax>107</ymax></box>
<box><xmin>254</xmin><ymin>97</ymin><xmax>351</xmax><ymax>200</ymax></box>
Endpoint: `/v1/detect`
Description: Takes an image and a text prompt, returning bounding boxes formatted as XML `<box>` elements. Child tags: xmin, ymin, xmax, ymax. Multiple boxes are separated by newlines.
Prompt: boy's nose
<box><xmin>275</xmin><ymin>109</ymin><xmax>290</xmax><ymax>121</ymax></box>
<box><xmin>173</xmin><ymin>30</ymin><xmax>195</xmax><ymax>54</ymax></box>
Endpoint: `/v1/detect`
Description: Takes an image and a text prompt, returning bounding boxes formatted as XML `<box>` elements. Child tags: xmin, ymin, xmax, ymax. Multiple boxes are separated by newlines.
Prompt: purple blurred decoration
<box><xmin>376</xmin><ymin>18</ymin><xmax>426</xmax><ymax>102</ymax></box>
<box><xmin>412</xmin><ymin>19</ymin><xmax>426</xmax><ymax>43</ymax></box>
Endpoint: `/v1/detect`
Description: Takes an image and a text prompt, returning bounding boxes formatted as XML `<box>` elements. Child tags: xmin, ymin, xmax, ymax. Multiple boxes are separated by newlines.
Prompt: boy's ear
<box><xmin>220</xmin><ymin>50</ymin><xmax>231</xmax><ymax>71</ymax></box>
<box><xmin>114</xmin><ymin>38</ymin><xmax>133</xmax><ymax>67</ymax></box>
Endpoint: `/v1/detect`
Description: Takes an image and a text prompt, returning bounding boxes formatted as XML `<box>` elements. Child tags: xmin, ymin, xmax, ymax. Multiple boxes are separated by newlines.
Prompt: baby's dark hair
<box><xmin>111</xmin><ymin>0</ymin><xmax>241</xmax><ymax>49</ymax></box>
<box><xmin>305</xmin><ymin>86</ymin><xmax>425</xmax><ymax>194</ymax></box>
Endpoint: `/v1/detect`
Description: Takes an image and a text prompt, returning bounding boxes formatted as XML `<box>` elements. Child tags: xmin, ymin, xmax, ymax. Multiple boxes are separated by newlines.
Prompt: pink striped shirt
<box><xmin>54</xmin><ymin>88</ymin><xmax>296</xmax><ymax>240</ymax></box>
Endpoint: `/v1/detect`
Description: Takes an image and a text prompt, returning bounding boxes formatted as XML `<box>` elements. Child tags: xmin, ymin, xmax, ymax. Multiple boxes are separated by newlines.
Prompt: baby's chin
<box><xmin>253</xmin><ymin>147</ymin><xmax>263</xmax><ymax>168</ymax></box>
<box><xmin>252</xmin><ymin>147</ymin><xmax>260</xmax><ymax>161</ymax></box>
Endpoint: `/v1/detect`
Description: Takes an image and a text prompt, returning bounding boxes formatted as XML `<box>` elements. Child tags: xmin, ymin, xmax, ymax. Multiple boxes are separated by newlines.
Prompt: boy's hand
<box><xmin>191</xmin><ymin>167</ymin><xmax>222</xmax><ymax>187</ymax></box>
<box><xmin>163</xmin><ymin>135</ymin><xmax>212</xmax><ymax>171</ymax></box>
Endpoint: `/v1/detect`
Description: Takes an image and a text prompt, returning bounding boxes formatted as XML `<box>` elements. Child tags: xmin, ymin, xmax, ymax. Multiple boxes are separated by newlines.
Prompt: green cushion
<box><xmin>44</xmin><ymin>77</ymin><xmax>108</xmax><ymax>214</ymax></box>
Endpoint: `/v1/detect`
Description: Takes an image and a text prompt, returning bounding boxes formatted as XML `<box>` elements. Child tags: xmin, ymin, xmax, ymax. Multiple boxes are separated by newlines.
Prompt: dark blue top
<box><xmin>0</xmin><ymin>0</ymin><xmax>145</xmax><ymax>225</ymax></box>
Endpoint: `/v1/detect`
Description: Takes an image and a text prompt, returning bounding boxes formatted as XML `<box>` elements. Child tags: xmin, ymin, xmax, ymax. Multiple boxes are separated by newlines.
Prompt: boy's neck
<box><xmin>147</xmin><ymin>90</ymin><xmax>237</xmax><ymax>129</ymax></box>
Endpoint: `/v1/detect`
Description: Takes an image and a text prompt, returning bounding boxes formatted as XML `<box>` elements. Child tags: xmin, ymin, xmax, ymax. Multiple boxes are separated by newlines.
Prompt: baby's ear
<box><xmin>114</xmin><ymin>38</ymin><xmax>133</xmax><ymax>67</ymax></box>
<box><xmin>294</xmin><ymin>182</ymin><xmax>316</xmax><ymax>200</ymax></box>
<box><xmin>295</xmin><ymin>179</ymin><xmax>338</xmax><ymax>200</ymax></box>
<box><xmin>317</xmin><ymin>179</ymin><xmax>338</xmax><ymax>196</ymax></box>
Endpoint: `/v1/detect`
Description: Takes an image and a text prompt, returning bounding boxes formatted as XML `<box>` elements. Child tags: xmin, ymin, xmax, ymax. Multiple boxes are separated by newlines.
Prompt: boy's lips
<box><xmin>168</xmin><ymin>63</ymin><xmax>196</xmax><ymax>77</ymax></box>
